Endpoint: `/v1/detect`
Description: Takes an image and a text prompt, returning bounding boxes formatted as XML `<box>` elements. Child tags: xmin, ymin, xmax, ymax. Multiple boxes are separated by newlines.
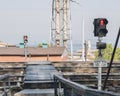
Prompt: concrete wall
<box><xmin>0</xmin><ymin>55</ymin><xmax>67</xmax><ymax>62</ymax></box>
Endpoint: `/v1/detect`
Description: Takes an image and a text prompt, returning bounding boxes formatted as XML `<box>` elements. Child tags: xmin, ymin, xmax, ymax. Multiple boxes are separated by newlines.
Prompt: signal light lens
<box><xmin>100</xmin><ymin>19</ymin><xmax>104</xmax><ymax>26</ymax></box>
<box><xmin>93</xmin><ymin>18</ymin><xmax>108</xmax><ymax>37</ymax></box>
<box><xmin>23</xmin><ymin>35</ymin><xmax>28</xmax><ymax>43</ymax></box>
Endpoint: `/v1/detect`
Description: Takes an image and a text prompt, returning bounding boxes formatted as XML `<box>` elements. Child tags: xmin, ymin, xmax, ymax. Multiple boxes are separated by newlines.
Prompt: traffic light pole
<box><xmin>97</xmin><ymin>37</ymin><xmax>102</xmax><ymax>91</ymax></box>
<box><xmin>24</xmin><ymin>42</ymin><xmax>27</xmax><ymax>60</ymax></box>
<box><xmin>93</xmin><ymin>18</ymin><xmax>108</xmax><ymax>90</ymax></box>
<box><xmin>98</xmin><ymin>37</ymin><xmax>102</xmax><ymax>57</ymax></box>
<box><xmin>98</xmin><ymin>60</ymin><xmax>102</xmax><ymax>90</ymax></box>
<box><xmin>23</xmin><ymin>35</ymin><xmax>28</xmax><ymax>61</ymax></box>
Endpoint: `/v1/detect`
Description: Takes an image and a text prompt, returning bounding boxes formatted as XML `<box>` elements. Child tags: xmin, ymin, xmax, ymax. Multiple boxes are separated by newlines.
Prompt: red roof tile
<box><xmin>0</xmin><ymin>46</ymin><xmax>65</xmax><ymax>56</ymax></box>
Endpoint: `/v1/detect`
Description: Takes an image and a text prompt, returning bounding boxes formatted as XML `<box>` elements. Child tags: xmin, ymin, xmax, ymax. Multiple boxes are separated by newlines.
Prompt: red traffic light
<box><xmin>99</xmin><ymin>19</ymin><xmax>108</xmax><ymax>26</ymax></box>
<box><xmin>24</xmin><ymin>35</ymin><xmax>28</xmax><ymax>39</ymax></box>
<box><xmin>93</xmin><ymin>18</ymin><xmax>108</xmax><ymax>37</ymax></box>
<box><xmin>100</xmin><ymin>19</ymin><xmax>104</xmax><ymax>26</ymax></box>
<box><xmin>23</xmin><ymin>35</ymin><xmax>28</xmax><ymax>43</ymax></box>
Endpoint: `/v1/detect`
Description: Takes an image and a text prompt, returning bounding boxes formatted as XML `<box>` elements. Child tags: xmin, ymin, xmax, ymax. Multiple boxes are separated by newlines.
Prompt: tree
<box><xmin>102</xmin><ymin>44</ymin><xmax>113</xmax><ymax>60</ymax></box>
<box><xmin>38</xmin><ymin>43</ymin><xmax>42</xmax><ymax>48</ymax></box>
<box><xmin>94</xmin><ymin>44</ymin><xmax>120</xmax><ymax>61</ymax></box>
<box><xmin>114</xmin><ymin>48</ymin><xmax>120</xmax><ymax>60</ymax></box>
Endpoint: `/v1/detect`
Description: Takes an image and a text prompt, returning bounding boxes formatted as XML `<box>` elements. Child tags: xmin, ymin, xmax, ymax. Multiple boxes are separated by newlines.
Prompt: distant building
<box><xmin>0</xmin><ymin>42</ymin><xmax>16</xmax><ymax>47</ymax></box>
<box><xmin>0</xmin><ymin>42</ymin><xmax>7</xmax><ymax>47</ymax></box>
<box><xmin>42</xmin><ymin>42</ymin><xmax>48</xmax><ymax>48</ymax></box>
<box><xmin>19</xmin><ymin>43</ymin><xmax>24</xmax><ymax>48</ymax></box>
<box><xmin>0</xmin><ymin>46</ymin><xmax>68</xmax><ymax>62</ymax></box>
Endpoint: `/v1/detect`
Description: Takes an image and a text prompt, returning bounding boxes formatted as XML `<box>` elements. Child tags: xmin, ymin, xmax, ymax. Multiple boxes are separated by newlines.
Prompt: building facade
<box><xmin>0</xmin><ymin>47</ymin><xmax>68</xmax><ymax>62</ymax></box>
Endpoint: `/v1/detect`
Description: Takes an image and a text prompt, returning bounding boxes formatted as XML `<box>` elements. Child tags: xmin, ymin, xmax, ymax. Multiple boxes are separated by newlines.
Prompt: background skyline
<box><xmin>0</xmin><ymin>0</ymin><xmax>120</xmax><ymax>48</ymax></box>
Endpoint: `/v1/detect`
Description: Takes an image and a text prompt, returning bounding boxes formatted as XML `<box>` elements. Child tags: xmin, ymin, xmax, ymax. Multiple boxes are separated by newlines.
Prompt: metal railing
<box><xmin>54</xmin><ymin>75</ymin><xmax>120</xmax><ymax>96</ymax></box>
<box><xmin>0</xmin><ymin>73</ymin><xmax>24</xmax><ymax>96</ymax></box>
<box><xmin>0</xmin><ymin>74</ymin><xmax>10</xmax><ymax>96</ymax></box>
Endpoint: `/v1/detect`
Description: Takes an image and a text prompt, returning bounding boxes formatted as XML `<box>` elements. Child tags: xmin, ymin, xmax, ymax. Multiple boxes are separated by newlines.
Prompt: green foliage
<box><xmin>95</xmin><ymin>44</ymin><xmax>120</xmax><ymax>61</ymax></box>
<box><xmin>38</xmin><ymin>42</ymin><xmax>49</xmax><ymax>48</ymax></box>
<box><xmin>115</xmin><ymin>48</ymin><xmax>120</xmax><ymax>60</ymax></box>
<box><xmin>102</xmin><ymin>44</ymin><xmax>113</xmax><ymax>60</ymax></box>
<box><xmin>38</xmin><ymin>43</ymin><xmax>42</xmax><ymax>47</ymax></box>
<box><xmin>94</xmin><ymin>50</ymin><xmax>98</xmax><ymax>59</ymax></box>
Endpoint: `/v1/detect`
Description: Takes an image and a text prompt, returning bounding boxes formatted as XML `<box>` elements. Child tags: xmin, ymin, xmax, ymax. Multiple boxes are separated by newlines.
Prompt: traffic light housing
<box><xmin>96</xmin><ymin>42</ymin><xmax>106</xmax><ymax>49</ymax></box>
<box><xmin>93</xmin><ymin>18</ymin><xmax>108</xmax><ymax>37</ymax></box>
<box><xmin>23</xmin><ymin>35</ymin><xmax>28</xmax><ymax>43</ymax></box>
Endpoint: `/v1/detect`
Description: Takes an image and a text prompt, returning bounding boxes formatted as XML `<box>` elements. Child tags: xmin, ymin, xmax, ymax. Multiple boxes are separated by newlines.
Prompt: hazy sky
<box><xmin>0</xmin><ymin>0</ymin><xmax>120</xmax><ymax>47</ymax></box>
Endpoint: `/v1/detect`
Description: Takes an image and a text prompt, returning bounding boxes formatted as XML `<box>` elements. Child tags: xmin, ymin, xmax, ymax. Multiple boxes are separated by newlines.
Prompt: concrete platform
<box><xmin>14</xmin><ymin>89</ymin><xmax>55</xmax><ymax>96</ymax></box>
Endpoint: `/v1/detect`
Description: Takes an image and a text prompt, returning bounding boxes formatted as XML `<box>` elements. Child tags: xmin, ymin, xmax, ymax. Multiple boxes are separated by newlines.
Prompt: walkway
<box><xmin>24</xmin><ymin>61</ymin><xmax>62</xmax><ymax>88</ymax></box>
<box><xmin>15</xmin><ymin>61</ymin><xmax>62</xmax><ymax>96</ymax></box>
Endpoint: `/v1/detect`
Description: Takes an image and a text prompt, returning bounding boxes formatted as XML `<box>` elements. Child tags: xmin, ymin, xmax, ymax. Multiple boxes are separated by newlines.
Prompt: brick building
<box><xmin>0</xmin><ymin>46</ymin><xmax>68</xmax><ymax>62</ymax></box>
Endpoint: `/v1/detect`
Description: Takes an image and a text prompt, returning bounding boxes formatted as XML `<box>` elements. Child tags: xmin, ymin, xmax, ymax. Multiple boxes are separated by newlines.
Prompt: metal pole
<box><xmin>63</xmin><ymin>0</ymin><xmax>67</xmax><ymax>46</ymax></box>
<box><xmin>8</xmin><ymin>76</ymin><xmax>12</xmax><ymax>96</ymax></box>
<box><xmin>55</xmin><ymin>0</ymin><xmax>60</xmax><ymax>46</ymax></box>
<box><xmin>69</xmin><ymin>0</ymin><xmax>73</xmax><ymax>60</ymax></box>
<box><xmin>82</xmin><ymin>18</ymin><xmax>85</xmax><ymax>61</ymax></box>
<box><xmin>98</xmin><ymin>61</ymin><xmax>102</xmax><ymax>90</ymax></box>
<box><xmin>3</xmin><ymin>81</ymin><xmax>7</xmax><ymax>95</ymax></box>
<box><xmin>71</xmin><ymin>88</ymin><xmax>74</xmax><ymax>96</ymax></box>
<box><xmin>54</xmin><ymin>77</ymin><xmax>58</xmax><ymax>96</ymax></box>
<box><xmin>51</xmin><ymin>0</ymin><xmax>55</xmax><ymax>46</ymax></box>
<box><xmin>97</xmin><ymin>37</ymin><xmax>102</xmax><ymax>90</ymax></box>
<box><xmin>24</xmin><ymin>42</ymin><xmax>27</xmax><ymax>60</ymax></box>
<box><xmin>58</xmin><ymin>82</ymin><xmax>61</xmax><ymax>96</ymax></box>
<box><xmin>63</xmin><ymin>84</ymin><xmax>67</xmax><ymax>96</ymax></box>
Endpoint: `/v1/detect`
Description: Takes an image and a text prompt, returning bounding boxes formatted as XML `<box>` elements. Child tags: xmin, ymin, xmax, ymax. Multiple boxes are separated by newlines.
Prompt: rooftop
<box><xmin>0</xmin><ymin>46</ymin><xmax>66</xmax><ymax>56</ymax></box>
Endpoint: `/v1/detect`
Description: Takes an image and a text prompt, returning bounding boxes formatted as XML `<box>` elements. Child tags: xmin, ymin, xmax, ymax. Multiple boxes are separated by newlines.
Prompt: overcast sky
<box><xmin>0</xmin><ymin>0</ymin><xmax>120</xmax><ymax>47</ymax></box>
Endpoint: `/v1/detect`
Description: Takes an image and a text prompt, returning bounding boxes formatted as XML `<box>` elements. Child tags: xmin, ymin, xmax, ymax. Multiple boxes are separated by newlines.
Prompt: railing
<box><xmin>0</xmin><ymin>70</ymin><xmax>25</xmax><ymax>96</ymax></box>
<box><xmin>0</xmin><ymin>74</ymin><xmax>10</xmax><ymax>96</ymax></box>
<box><xmin>54</xmin><ymin>75</ymin><xmax>120</xmax><ymax>96</ymax></box>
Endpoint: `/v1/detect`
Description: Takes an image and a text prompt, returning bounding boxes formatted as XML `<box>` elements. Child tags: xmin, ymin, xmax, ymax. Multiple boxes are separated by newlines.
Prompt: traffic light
<box><xmin>96</xmin><ymin>42</ymin><xmax>106</xmax><ymax>49</ymax></box>
<box><xmin>23</xmin><ymin>35</ymin><xmax>28</xmax><ymax>43</ymax></box>
<box><xmin>93</xmin><ymin>18</ymin><xmax>108</xmax><ymax>37</ymax></box>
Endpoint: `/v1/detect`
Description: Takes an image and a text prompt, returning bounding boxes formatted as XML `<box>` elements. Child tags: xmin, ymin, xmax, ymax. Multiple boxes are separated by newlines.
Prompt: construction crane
<box><xmin>50</xmin><ymin>0</ymin><xmax>73</xmax><ymax>59</ymax></box>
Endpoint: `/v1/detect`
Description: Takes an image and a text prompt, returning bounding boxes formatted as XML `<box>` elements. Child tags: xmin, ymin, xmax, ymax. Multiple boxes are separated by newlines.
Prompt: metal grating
<box><xmin>24</xmin><ymin>62</ymin><xmax>62</xmax><ymax>83</ymax></box>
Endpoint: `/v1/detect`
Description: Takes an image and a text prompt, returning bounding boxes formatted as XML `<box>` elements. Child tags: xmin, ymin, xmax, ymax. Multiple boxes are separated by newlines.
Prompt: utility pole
<box><xmin>82</xmin><ymin>18</ymin><xmax>85</xmax><ymax>61</ymax></box>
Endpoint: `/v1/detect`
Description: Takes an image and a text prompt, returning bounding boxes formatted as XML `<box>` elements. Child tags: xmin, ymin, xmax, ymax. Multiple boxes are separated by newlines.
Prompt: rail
<box><xmin>0</xmin><ymin>74</ymin><xmax>20</xmax><ymax>96</ymax></box>
<box><xmin>0</xmin><ymin>74</ymin><xmax>9</xmax><ymax>80</ymax></box>
<box><xmin>0</xmin><ymin>74</ymin><xmax>24</xmax><ymax>96</ymax></box>
<box><xmin>54</xmin><ymin>75</ymin><xmax>120</xmax><ymax>96</ymax></box>
<box><xmin>0</xmin><ymin>74</ymin><xmax>10</xmax><ymax>96</ymax></box>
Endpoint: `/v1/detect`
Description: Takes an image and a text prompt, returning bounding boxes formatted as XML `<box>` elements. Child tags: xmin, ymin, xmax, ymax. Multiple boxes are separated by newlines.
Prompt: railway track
<box><xmin>52</xmin><ymin>61</ymin><xmax>120</xmax><ymax>92</ymax></box>
<box><xmin>0</xmin><ymin>61</ymin><xmax>120</xmax><ymax>95</ymax></box>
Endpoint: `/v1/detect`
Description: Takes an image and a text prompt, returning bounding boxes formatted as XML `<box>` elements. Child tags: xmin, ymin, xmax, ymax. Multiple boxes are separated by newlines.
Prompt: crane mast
<box><xmin>62</xmin><ymin>0</ymin><xmax>67</xmax><ymax>47</ymax></box>
<box><xmin>51</xmin><ymin>0</ymin><xmax>73</xmax><ymax>59</ymax></box>
<box><xmin>55</xmin><ymin>0</ymin><xmax>60</xmax><ymax>46</ymax></box>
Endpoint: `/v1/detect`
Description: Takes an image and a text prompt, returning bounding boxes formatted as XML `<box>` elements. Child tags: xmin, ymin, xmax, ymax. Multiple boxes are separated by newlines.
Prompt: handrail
<box><xmin>0</xmin><ymin>74</ymin><xmax>10</xmax><ymax>96</ymax></box>
<box><xmin>54</xmin><ymin>75</ymin><xmax>120</xmax><ymax>96</ymax></box>
<box><xmin>0</xmin><ymin>74</ymin><xmax>9</xmax><ymax>80</ymax></box>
